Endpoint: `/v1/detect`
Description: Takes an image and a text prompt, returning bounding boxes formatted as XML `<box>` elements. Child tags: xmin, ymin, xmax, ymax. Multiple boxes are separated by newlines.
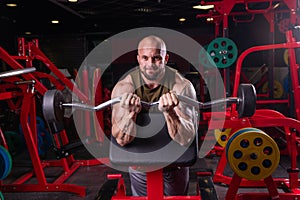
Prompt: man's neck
<box><xmin>141</xmin><ymin>69</ymin><xmax>165</xmax><ymax>89</ymax></box>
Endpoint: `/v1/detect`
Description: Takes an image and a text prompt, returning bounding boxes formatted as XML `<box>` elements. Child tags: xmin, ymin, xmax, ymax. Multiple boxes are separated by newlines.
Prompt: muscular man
<box><xmin>111</xmin><ymin>35</ymin><xmax>197</xmax><ymax>196</ymax></box>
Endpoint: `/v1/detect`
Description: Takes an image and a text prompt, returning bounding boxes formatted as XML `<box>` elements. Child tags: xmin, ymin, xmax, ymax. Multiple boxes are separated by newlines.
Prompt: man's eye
<box><xmin>153</xmin><ymin>56</ymin><xmax>162</xmax><ymax>61</ymax></box>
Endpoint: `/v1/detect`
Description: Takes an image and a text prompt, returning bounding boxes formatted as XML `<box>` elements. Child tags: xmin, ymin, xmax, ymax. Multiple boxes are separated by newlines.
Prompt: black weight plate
<box><xmin>237</xmin><ymin>84</ymin><xmax>256</xmax><ymax>118</ymax></box>
<box><xmin>42</xmin><ymin>89</ymin><xmax>65</xmax><ymax>123</ymax></box>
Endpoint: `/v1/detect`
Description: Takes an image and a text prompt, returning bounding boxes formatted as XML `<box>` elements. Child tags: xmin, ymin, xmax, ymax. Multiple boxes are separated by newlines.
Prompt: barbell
<box><xmin>42</xmin><ymin>83</ymin><xmax>256</xmax><ymax>124</ymax></box>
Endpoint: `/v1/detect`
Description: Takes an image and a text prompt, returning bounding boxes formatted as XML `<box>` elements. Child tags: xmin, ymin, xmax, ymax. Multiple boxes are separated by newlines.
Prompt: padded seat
<box><xmin>109</xmin><ymin>112</ymin><xmax>198</xmax><ymax>168</ymax></box>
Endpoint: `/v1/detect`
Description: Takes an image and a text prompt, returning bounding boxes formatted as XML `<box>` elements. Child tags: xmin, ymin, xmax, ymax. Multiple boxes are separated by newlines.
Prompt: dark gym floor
<box><xmin>1</xmin><ymin>140</ymin><xmax>298</xmax><ymax>200</ymax></box>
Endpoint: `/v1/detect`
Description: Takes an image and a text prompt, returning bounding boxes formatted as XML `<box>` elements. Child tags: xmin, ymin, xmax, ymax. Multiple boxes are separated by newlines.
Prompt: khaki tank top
<box><xmin>129</xmin><ymin>66</ymin><xmax>176</xmax><ymax>106</ymax></box>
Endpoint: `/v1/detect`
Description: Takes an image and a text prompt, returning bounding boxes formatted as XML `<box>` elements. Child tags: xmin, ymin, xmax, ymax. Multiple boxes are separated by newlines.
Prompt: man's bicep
<box><xmin>182</xmin><ymin>81</ymin><xmax>197</xmax><ymax>100</ymax></box>
<box><xmin>181</xmin><ymin>82</ymin><xmax>199</xmax><ymax>117</ymax></box>
<box><xmin>111</xmin><ymin>81</ymin><xmax>134</xmax><ymax>120</ymax></box>
<box><xmin>111</xmin><ymin>82</ymin><xmax>134</xmax><ymax>100</ymax></box>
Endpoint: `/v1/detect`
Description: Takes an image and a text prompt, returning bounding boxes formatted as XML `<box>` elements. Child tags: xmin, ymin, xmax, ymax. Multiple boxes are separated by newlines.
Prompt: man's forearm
<box><xmin>112</xmin><ymin>111</ymin><xmax>137</xmax><ymax>146</ymax></box>
<box><xmin>164</xmin><ymin>109</ymin><xmax>195</xmax><ymax>146</ymax></box>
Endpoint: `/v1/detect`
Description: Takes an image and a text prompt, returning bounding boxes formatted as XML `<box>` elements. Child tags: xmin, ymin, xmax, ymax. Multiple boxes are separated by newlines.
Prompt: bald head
<box><xmin>138</xmin><ymin>35</ymin><xmax>167</xmax><ymax>57</ymax></box>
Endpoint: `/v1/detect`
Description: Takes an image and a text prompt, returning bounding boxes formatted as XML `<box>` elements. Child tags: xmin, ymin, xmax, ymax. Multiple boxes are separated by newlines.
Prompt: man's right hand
<box><xmin>120</xmin><ymin>93</ymin><xmax>142</xmax><ymax>114</ymax></box>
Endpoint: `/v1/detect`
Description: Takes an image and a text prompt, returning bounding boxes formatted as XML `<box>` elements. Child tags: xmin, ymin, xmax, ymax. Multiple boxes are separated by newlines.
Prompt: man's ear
<box><xmin>164</xmin><ymin>54</ymin><xmax>169</xmax><ymax>63</ymax></box>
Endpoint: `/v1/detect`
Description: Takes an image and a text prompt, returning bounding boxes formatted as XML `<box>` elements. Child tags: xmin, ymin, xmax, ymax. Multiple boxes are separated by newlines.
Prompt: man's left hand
<box><xmin>158</xmin><ymin>91</ymin><xmax>179</xmax><ymax>112</ymax></box>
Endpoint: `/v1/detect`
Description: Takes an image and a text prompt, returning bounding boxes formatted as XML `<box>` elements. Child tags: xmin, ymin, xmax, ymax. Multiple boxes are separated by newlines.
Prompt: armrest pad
<box><xmin>109</xmin><ymin>113</ymin><xmax>197</xmax><ymax>167</ymax></box>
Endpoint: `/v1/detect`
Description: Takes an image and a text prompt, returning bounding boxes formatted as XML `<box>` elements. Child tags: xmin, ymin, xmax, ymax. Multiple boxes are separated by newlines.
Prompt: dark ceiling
<box><xmin>1</xmin><ymin>0</ymin><xmax>212</xmax><ymax>35</ymax></box>
<box><xmin>1</xmin><ymin>0</ymin><xmax>295</xmax><ymax>36</ymax></box>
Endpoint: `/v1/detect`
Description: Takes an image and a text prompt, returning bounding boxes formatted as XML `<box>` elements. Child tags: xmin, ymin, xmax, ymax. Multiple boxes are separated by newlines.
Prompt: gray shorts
<box><xmin>129</xmin><ymin>166</ymin><xmax>189</xmax><ymax>196</ymax></box>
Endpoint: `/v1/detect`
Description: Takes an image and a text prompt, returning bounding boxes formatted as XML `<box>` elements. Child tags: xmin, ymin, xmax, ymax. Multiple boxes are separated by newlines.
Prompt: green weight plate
<box><xmin>0</xmin><ymin>146</ymin><xmax>12</xmax><ymax>180</ymax></box>
<box><xmin>207</xmin><ymin>37</ymin><xmax>238</xmax><ymax>68</ymax></box>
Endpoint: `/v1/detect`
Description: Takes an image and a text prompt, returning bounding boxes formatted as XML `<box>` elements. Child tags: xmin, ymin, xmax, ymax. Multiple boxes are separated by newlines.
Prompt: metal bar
<box><xmin>233</xmin><ymin>34</ymin><xmax>300</xmax><ymax>97</ymax></box>
<box><xmin>30</xmin><ymin>45</ymin><xmax>89</xmax><ymax>102</ymax></box>
<box><xmin>0</xmin><ymin>47</ymin><xmax>47</xmax><ymax>95</ymax></box>
<box><xmin>147</xmin><ymin>170</ymin><xmax>163</xmax><ymax>200</ymax></box>
<box><xmin>0</xmin><ymin>67</ymin><xmax>36</xmax><ymax>78</ymax></box>
<box><xmin>63</xmin><ymin>95</ymin><xmax>239</xmax><ymax>112</ymax></box>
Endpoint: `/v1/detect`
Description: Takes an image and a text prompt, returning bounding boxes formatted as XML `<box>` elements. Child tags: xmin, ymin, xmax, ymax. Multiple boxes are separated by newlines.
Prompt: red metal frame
<box><xmin>0</xmin><ymin>47</ymin><xmax>48</xmax><ymax>95</ymax></box>
<box><xmin>197</xmin><ymin>0</ymin><xmax>296</xmax><ymax>33</ymax></box>
<box><xmin>197</xmin><ymin>0</ymin><xmax>298</xmax><ymax>103</ymax></box>
<box><xmin>201</xmin><ymin>30</ymin><xmax>300</xmax><ymax>198</ymax></box>
<box><xmin>199</xmin><ymin>108</ymin><xmax>300</xmax><ymax>198</ymax></box>
<box><xmin>232</xmin><ymin>30</ymin><xmax>300</xmax><ymax>119</ymax></box>
<box><xmin>13</xmin><ymin>38</ymin><xmax>105</xmax><ymax>141</ymax></box>
<box><xmin>0</xmin><ymin>82</ymin><xmax>106</xmax><ymax>196</ymax></box>
<box><xmin>107</xmin><ymin>169</ymin><xmax>201</xmax><ymax>200</ymax></box>
<box><xmin>0</xmin><ymin>39</ymin><xmax>107</xmax><ymax>196</ymax></box>
<box><xmin>12</xmin><ymin>38</ymin><xmax>89</xmax><ymax>103</ymax></box>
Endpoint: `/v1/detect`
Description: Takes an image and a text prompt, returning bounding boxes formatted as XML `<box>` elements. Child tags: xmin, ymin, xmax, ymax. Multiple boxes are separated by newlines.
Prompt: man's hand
<box><xmin>158</xmin><ymin>91</ymin><xmax>179</xmax><ymax>113</ymax></box>
<box><xmin>112</xmin><ymin>92</ymin><xmax>141</xmax><ymax>146</ymax></box>
<box><xmin>120</xmin><ymin>93</ymin><xmax>142</xmax><ymax>113</ymax></box>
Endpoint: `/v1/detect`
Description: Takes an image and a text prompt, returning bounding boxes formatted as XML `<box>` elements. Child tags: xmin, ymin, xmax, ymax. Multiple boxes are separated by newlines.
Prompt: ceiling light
<box><xmin>68</xmin><ymin>0</ymin><xmax>78</xmax><ymax>2</ymax></box>
<box><xmin>179</xmin><ymin>18</ymin><xmax>186</xmax><ymax>22</ymax></box>
<box><xmin>273</xmin><ymin>3</ymin><xmax>280</xmax><ymax>9</ymax></box>
<box><xmin>193</xmin><ymin>5</ymin><xmax>214</xmax><ymax>10</ymax></box>
<box><xmin>25</xmin><ymin>32</ymin><xmax>32</xmax><ymax>35</ymax></box>
<box><xmin>134</xmin><ymin>8</ymin><xmax>152</xmax><ymax>13</ymax></box>
<box><xmin>51</xmin><ymin>20</ymin><xmax>60</xmax><ymax>24</ymax></box>
<box><xmin>206</xmin><ymin>17</ymin><xmax>214</xmax><ymax>22</ymax></box>
<box><xmin>6</xmin><ymin>3</ymin><xmax>17</xmax><ymax>7</ymax></box>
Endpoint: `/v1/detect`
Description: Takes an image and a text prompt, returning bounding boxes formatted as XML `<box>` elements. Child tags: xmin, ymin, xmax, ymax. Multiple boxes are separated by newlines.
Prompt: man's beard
<box><xmin>140</xmin><ymin>65</ymin><xmax>163</xmax><ymax>81</ymax></box>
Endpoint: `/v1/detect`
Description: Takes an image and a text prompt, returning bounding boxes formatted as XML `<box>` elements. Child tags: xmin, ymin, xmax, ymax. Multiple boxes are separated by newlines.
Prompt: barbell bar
<box><xmin>0</xmin><ymin>67</ymin><xmax>36</xmax><ymax>79</ymax></box>
<box><xmin>42</xmin><ymin>83</ymin><xmax>256</xmax><ymax>124</ymax></box>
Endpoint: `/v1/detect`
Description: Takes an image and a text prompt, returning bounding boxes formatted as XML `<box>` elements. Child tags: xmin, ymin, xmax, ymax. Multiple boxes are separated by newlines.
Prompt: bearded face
<box><xmin>137</xmin><ymin>48</ymin><xmax>168</xmax><ymax>81</ymax></box>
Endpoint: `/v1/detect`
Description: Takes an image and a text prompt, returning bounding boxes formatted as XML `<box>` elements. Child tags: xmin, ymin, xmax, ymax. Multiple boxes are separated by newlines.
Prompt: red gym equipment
<box><xmin>0</xmin><ymin>39</ymin><xmax>106</xmax><ymax>196</ymax></box>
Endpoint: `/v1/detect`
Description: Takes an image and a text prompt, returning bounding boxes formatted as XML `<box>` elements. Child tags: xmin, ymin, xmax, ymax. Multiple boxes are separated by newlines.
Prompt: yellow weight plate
<box><xmin>262</xmin><ymin>80</ymin><xmax>284</xmax><ymax>99</ymax></box>
<box><xmin>214</xmin><ymin>128</ymin><xmax>231</xmax><ymax>147</ymax></box>
<box><xmin>226</xmin><ymin>127</ymin><xmax>280</xmax><ymax>181</ymax></box>
<box><xmin>283</xmin><ymin>49</ymin><xmax>289</xmax><ymax>66</ymax></box>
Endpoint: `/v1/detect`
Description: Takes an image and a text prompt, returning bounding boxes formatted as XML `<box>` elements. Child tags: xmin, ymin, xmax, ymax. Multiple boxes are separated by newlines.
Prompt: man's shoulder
<box><xmin>174</xmin><ymin>70</ymin><xmax>190</xmax><ymax>85</ymax></box>
<box><xmin>172</xmin><ymin>70</ymin><xmax>196</xmax><ymax>97</ymax></box>
<box><xmin>111</xmin><ymin>74</ymin><xmax>134</xmax><ymax>97</ymax></box>
<box><xmin>115</xmin><ymin>75</ymin><xmax>134</xmax><ymax>88</ymax></box>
